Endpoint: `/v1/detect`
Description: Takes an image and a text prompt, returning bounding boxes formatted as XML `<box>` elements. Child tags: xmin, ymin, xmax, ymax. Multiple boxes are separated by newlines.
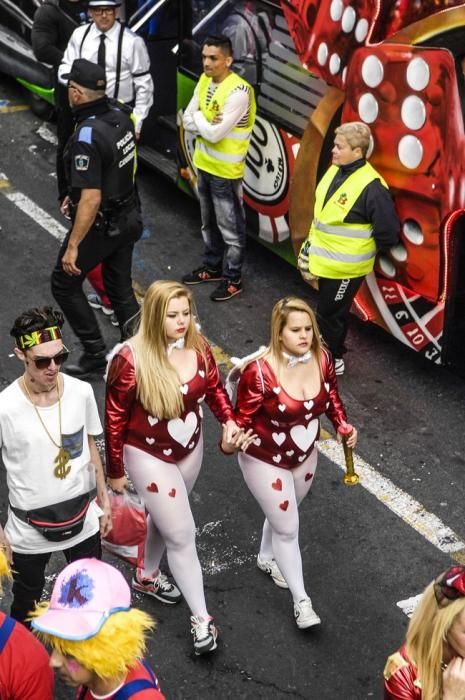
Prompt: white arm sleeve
<box><xmin>131</xmin><ymin>36</ymin><xmax>154</xmax><ymax>133</ymax></box>
<box><xmin>58</xmin><ymin>29</ymin><xmax>81</xmax><ymax>86</ymax></box>
<box><xmin>192</xmin><ymin>88</ymin><xmax>250</xmax><ymax>143</ymax></box>
<box><xmin>182</xmin><ymin>83</ymin><xmax>201</xmax><ymax>133</ymax></box>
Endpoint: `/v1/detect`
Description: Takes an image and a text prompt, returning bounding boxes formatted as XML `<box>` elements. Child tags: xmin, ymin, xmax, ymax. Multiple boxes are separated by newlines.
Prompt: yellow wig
<box><xmin>32</xmin><ymin>604</ymin><xmax>155</xmax><ymax>679</ymax></box>
<box><xmin>0</xmin><ymin>550</ymin><xmax>12</xmax><ymax>594</ymax></box>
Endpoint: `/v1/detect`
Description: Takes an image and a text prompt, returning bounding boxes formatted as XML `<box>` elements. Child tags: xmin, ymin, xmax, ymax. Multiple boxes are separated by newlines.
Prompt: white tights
<box><xmin>124</xmin><ymin>439</ymin><xmax>208</xmax><ymax>618</ymax></box>
<box><xmin>238</xmin><ymin>450</ymin><xmax>318</xmax><ymax>602</ymax></box>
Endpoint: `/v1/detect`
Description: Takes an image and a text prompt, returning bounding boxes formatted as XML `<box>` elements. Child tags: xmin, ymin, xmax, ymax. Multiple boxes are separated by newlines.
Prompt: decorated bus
<box><xmin>0</xmin><ymin>0</ymin><xmax>464</xmax><ymax>369</ymax></box>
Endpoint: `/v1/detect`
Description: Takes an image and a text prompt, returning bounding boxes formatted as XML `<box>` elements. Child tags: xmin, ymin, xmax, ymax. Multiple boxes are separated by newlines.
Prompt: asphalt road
<box><xmin>1</xmin><ymin>76</ymin><xmax>465</xmax><ymax>700</ymax></box>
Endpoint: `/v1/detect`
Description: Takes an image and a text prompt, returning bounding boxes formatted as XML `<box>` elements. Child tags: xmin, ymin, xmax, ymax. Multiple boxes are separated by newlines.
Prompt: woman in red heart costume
<box><xmin>105</xmin><ymin>280</ymin><xmax>239</xmax><ymax>656</ymax></box>
<box><xmin>230</xmin><ymin>296</ymin><xmax>357</xmax><ymax>629</ymax></box>
<box><xmin>384</xmin><ymin>565</ymin><xmax>465</xmax><ymax>699</ymax></box>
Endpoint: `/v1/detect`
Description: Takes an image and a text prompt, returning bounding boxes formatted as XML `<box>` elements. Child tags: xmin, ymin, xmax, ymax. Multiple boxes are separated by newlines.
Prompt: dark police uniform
<box><xmin>51</xmin><ymin>92</ymin><xmax>142</xmax><ymax>372</ymax></box>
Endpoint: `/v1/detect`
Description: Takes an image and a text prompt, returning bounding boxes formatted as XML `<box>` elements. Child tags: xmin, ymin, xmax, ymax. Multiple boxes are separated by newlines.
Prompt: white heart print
<box><xmin>188</xmin><ymin>442</ymin><xmax>195</xmax><ymax>449</ymax></box>
<box><xmin>198</xmin><ymin>370</ymin><xmax>205</xmax><ymax>378</ymax></box>
<box><xmin>305</xmin><ymin>413</ymin><xmax>312</xmax><ymax>420</ymax></box>
<box><xmin>286</xmin><ymin>450</ymin><xmax>294</xmax><ymax>457</ymax></box>
<box><xmin>253</xmin><ymin>438</ymin><xmax>261</xmax><ymax>447</ymax></box>
<box><xmin>272</xmin><ymin>386</ymin><xmax>281</xmax><ymax>394</ymax></box>
<box><xmin>298</xmin><ymin>455</ymin><xmax>307</xmax><ymax>463</ymax></box>
<box><xmin>180</xmin><ymin>384</ymin><xmax>189</xmax><ymax>395</ymax></box>
<box><xmin>324</xmin><ymin>382</ymin><xmax>330</xmax><ymax>392</ymax></box>
<box><xmin>272</xmin><ymin>432</ymin><xmax>286</xmax><ymax>446</ymax></box>
<box><xmin>147</xmin><ymin>415</ymin><xmax>158</xmax><ymax>427</ymax></box>
<box><xmin>278</xmin><ymin>404</ymin><xmax>286</xmax><ymax>413</ymax></box>
<box><xmin>271</xmin><ymin>420</ymin><xmax>280</xmax><ymax>427</ymax></box>
<box><xmin>167</xmin><ymin>412</ymin><xmax>198</xmax><ymax>447</ymax></box>
<box><xmin>145</xmin><ymin>437</ymin><xmax>155</xmax><ymax>445</ymax></box>
<box><xmin>197</xmin><ymin>394</ymin><xmax>206</xmax><ymax>404</ymax></box>
<box><xmin>272</xmin><ymin>454</ymin><xmax>282</xmax><ymax>463</ymax></box>
<box><xmin>163</xmin><ymin>448</ymin><xmax>172</xmax><ymax>456</ymax></box>
<box><xmin>304</xmin><ymin>400</ymin><xmax>313</xmax><ymax>410</ymax></box>
<box><xmin>290</xmin><ymin>419</ymin><xmax>319</xmax><ymax>452</ymax></box>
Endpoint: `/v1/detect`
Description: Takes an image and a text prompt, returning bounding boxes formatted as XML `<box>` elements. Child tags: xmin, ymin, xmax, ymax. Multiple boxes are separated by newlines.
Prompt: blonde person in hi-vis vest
<box><xmin>299</xmin><ymin>122</ymin><xmax>400</xmax><ymax>376</ymax></box>
<box><xmin>182</xmin><ymin>35</ymin><xmax>256</xmax><ymax>302</ymax></box>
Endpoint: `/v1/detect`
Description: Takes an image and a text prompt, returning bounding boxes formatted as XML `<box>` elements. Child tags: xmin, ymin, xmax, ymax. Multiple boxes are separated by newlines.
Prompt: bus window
<box><xmin>180</xmin><ymin>1</ymin><xmax>278</xmax><ymax>91</ymax></box>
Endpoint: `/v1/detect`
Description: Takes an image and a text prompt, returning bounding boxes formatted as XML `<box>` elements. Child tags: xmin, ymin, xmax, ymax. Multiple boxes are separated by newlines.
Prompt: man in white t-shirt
<box><xmin>0</xmin><ymin>306</ymin><xmax>111</xmax><ymax>625</ymax></box>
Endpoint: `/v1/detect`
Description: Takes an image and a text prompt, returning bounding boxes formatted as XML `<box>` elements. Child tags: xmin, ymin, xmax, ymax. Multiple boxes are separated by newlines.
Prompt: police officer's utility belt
<box><xmin>101</xmin><ymin>191</ymin><xmax>137</xmax><ymax>214</ymax></box>
<box><xmin>102</xmin><ymin>193</ymin><xmax>141</xmax><ymax>239</ymax></box>
<box><xmin>10</xmin><ymin>490</ymin><xmax>96</xmax><ymax>542</ymax></box>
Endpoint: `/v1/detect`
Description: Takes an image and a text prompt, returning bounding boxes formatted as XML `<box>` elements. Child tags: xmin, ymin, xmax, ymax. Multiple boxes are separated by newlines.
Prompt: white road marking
<box><xmin>0</xmin><ymin>173</ymin><xmax>67</xmax><ymax>242</ymax></box>
<box><xmin>318</xmin><ymin>439</ymin><xmax>465</xmax><ymax>554</ymax></box>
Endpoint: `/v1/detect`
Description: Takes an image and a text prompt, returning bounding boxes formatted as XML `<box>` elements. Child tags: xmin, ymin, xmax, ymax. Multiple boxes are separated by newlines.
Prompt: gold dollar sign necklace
<box><xmin>22</xmin><ymin>375</ymin><xmax>71</xmax><ymax>480</ymax></box>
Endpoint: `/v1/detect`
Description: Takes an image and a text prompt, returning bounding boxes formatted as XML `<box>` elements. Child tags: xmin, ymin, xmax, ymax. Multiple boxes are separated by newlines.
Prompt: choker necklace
<box><xmin>22</xmin><ymin>375</ymin><xmax>71</xmax><ymax>480</ymax></box>
<box><xmin>282</xmin><ymin>350</ymin><xmax>312</xmax><ymax>368</ymax></box>
<box><xmin>167</xmin><ymin>338</ymin><xmax>185</xmax><ymax>355</ymax></box>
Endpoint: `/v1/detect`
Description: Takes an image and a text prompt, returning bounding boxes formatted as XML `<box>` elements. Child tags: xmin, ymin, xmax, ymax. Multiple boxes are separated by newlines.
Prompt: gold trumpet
<box><xmin>338</xmin><ymin>424</ymin><xmax>359</xmax><ymax>486</ymax></box>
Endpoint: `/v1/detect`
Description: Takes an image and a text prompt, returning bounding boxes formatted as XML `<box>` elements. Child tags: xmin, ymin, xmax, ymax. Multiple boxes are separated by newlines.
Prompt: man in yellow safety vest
<box><xmin>301</xmin><ymin>122</ymin><xmax>400</xmax><ymax>375</ymax></box>
<box><xmin>182</xmin><ymin>35</ymin><xmax>256</xmax><ymax>301</ymax></box>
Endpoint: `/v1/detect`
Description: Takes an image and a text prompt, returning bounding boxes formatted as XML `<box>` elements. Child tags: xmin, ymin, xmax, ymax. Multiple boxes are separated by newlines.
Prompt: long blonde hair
<box><xmin>405</xmin><ymin>582</ymin><xmax>465</xmax><ymax>700</ymax></box>
<box><xmin>129</xmin><ymin>280</ymin><xmax>206</xmax><ymax>419</ymax></box>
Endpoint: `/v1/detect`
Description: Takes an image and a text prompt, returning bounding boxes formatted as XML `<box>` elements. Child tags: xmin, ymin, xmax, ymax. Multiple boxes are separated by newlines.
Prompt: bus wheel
<box><xmin>29</xmin><ymin>93</ymin><xmax>55</xmax><ymax>121</ymax></box>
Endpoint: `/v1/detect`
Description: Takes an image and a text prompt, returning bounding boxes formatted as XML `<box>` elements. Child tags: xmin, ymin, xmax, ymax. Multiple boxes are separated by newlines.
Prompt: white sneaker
<box><xmin>334</xmin><ymin>358</ymin><xmax>345</xmax><ymax>376</ymax></box>
<box><xmin>294</xmin><ymin>598</ymin><xmax>321</xmax><ymax>629</ymax></box>
<box><xmin>257</xmin><ymin>555</ymin><xmax>289</xmax><ymax>589</ymax></box>
<box><xmin>190</xmin><ymin>615</ymin><xmax>218</xmax><ymax>655</ymax></box>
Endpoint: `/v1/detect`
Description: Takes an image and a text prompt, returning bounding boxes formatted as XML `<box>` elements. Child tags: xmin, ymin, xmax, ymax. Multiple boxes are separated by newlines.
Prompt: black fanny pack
<box><xmin>10</xmin><ymin>491</ymin><xmax>95</xmax><ymax>542</ymax></box>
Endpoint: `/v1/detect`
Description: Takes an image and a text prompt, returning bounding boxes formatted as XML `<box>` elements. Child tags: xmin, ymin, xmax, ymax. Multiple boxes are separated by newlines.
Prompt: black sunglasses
<box><xmin>30</xmin><ymin>347</ymin><xmax>69</xmax><ymax>370</ymax></box>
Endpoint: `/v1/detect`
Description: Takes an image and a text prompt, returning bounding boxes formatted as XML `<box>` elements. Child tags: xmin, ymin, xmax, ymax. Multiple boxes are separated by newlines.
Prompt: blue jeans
<box><xmin>197</xmin><ymin>169</ymin><xmax>246</xmax><ymax>281</ymax></box>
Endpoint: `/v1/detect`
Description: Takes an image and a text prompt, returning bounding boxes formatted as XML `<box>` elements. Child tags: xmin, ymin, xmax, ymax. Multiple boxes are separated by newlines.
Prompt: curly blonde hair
<box><xmin>32</xmin><ymin>606</ymin><xmax>155</xmax><ymax>679</ymax></box>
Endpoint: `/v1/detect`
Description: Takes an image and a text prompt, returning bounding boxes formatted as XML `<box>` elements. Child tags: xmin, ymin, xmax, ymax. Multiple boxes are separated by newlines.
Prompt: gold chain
<box><xmin>22</xmin><ymin>375</ymin><xmax>71</xmax><ymax>479</ymax></box>
<box><xmin>22</xmin><ymin>376</ymin><xmax>63</xmax><ymax>447</ymax></box>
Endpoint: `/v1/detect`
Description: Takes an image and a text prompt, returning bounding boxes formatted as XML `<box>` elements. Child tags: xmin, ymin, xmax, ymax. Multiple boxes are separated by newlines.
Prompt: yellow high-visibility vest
<box><xmin>194</xmin><ymin>72</ymin><xmax>256</xmax><ymax>180</ymax></box>
<box><xmin>307</xmin><ymin>162</ymin><xmax>388</xmax><ymax>279</ymax></box>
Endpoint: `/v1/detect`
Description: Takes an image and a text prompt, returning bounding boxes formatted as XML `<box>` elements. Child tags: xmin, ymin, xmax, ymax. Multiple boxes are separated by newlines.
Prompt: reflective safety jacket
<box><xmin>308</xmin><ymin>162</ymin><xmax>388</xmax><ymax>279</ymax></box>
<box><xmin>194</xmin><ymin>72</ymin><xmax>256</xmax><ymax>179</ymax></box>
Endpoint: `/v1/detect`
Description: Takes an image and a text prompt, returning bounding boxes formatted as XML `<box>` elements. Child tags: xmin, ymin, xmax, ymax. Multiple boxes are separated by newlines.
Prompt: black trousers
<box><xmin>10</xmin><ymin>531</ymin><xmax>101</xmax><ymax>626</ymax></box>
<box><xmin>316</xmin><ymin>276</ymin><xmax>365</xmax><ymax>358</ymax></box>
<box><xmin>55</xmin><ymin>83</ymin><xmax>75</xmax><ymax>203</ymax></box>
<box><xmin>51</xmin><ymin>215</ymin><xmax>142</xmax><ymax>354</ymax></box>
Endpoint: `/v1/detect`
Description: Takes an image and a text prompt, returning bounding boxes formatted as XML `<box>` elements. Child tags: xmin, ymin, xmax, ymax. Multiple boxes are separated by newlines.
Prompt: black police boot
<box><xmin>64</xmin><ymin>349</ymin><xmax>107</xmax><ymax>379</ymax></box>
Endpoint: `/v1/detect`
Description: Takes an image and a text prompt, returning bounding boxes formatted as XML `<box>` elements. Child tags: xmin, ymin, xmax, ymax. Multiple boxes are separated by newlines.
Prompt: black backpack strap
<box><xmin>79</xmin><ymin>23</ymin><xmax>93</xmax><ymax>57</ymax></box>
<box><xmin>114</xmin><ymin>22</ymin><xmax>125</xmax><ymax>100</ymax></box>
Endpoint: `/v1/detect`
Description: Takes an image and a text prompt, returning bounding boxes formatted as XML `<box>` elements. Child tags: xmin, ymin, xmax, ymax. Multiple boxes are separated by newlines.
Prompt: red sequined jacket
<box><xmin>384</xmin><ymin>646</ymin><xmax>422</xmax><ymax>699</ymax></box>
<box><xmin>234</xmin><ymin>349</ymin><xmax>347</xmax><ymax>469</ymax></box>
<box><xmin>105</xmin><ymin>341</ymin><xmax>234</xmax><ymax>478</ymax></box>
